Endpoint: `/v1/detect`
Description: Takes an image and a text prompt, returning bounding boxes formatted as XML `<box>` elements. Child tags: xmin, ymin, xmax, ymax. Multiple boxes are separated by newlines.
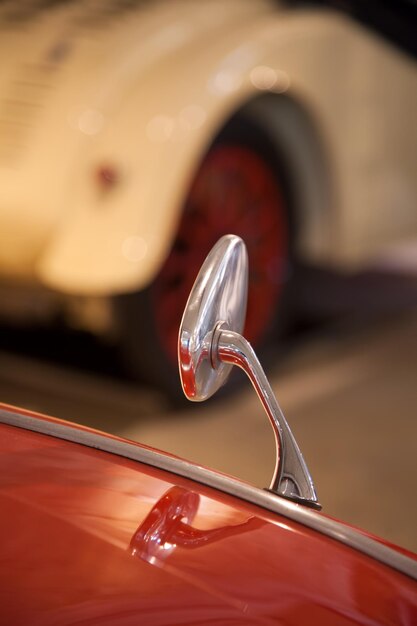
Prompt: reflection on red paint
<box><xmin>130</xmin><ymin>486</ymin><xmax>266</xmax><ymax>563</ymax></box>
<box><xmin>0</xmin><ymin>412</ymin><xmax>416</xmax><ymax>625</ymax></box>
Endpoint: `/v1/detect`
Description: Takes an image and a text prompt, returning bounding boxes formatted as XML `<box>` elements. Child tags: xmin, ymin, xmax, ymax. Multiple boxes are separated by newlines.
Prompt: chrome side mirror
<box><xmin>178</xmin><ymin>235</ymin><xmax>321</xmax><ymax>510</ymax></box>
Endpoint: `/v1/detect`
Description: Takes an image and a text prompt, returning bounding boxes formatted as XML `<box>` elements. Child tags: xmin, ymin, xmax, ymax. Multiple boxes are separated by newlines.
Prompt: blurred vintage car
<box><xmin>0</xmin><ymin>235</ymin><xmax>416</xmax><ymax>625</ymax></box>
<box><xmin>0</xmin><ymin>0</ymin><xmax>416</xmax><ymax>396</ymax></box>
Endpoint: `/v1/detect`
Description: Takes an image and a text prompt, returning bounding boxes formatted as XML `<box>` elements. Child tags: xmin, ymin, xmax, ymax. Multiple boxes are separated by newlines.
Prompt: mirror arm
<box><xmin>213</xmin><ymin>325</ymin><xmax>321</xmax><ymax>510</ymax></box>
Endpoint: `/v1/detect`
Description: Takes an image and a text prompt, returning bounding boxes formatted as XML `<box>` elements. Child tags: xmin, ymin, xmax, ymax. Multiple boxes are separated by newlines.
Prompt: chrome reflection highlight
<box><xmin>130</xmin><ymin>487</ymin><xmax>199</xmax><ymax>564</ymax></box>
<box><xmin>130</xmin><ymin>486</ymin><xmax>265</xmax><ymax>564</ymax></box>
<box><xmin>178</xmin><ymin>235</ymin><xmax>248</xmax><ymax>401</ymax></box>
<box><xmin>178</xmin><ymin>235</ymin><xmax>320</xmax><ymax>509</ymax></box>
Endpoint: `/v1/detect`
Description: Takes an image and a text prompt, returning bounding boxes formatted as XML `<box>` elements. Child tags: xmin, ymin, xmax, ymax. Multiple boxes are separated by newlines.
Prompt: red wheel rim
<box><xmin>152</xmin><ymin>145</ymin><xmax>289</xmax><ymax>365</ymax></box>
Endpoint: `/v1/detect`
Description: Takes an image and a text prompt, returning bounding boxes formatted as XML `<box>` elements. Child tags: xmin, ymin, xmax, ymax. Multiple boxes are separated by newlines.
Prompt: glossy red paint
<box><xmin>0</xmin><ymin>411</ymin><xmax>416</xmax><ymax>625</ymax></box>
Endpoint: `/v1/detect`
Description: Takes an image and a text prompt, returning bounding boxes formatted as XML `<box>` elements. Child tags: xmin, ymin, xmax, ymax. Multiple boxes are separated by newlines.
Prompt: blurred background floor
<box><xmin>0</xmin><ymin>267</ymin><xmax>416</xmax><ymax>552</ymax></box>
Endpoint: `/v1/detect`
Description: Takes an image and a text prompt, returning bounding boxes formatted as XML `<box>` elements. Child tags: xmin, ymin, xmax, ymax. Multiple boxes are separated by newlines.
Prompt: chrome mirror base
<box><xmin>179</xmin><ymin>235</ymin><xmax>320</xmax><ymax>510</ymax></box>
<box><xmin>264</xmin><ymin>490</ymin><xmax>322</xmax><ymax>511</ymax></box>
<box><xmin>214</xmin><ymin>325</ymin><xmax>321</xmax><ymax>510</ymax></box>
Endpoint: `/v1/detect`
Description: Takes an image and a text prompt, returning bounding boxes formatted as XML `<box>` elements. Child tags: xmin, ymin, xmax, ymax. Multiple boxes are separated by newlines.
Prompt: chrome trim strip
<box><xmin>1</xmin><ymin>408</ymin><xmax>416</xmax><ymax>581</ymax></box>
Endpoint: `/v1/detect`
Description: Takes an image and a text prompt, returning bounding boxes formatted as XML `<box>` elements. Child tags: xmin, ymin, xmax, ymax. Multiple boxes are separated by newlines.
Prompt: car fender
<box><xmin>36</xmin><ymin>7</ymin><xmax>344</xmax><ymax>295</ymax></box>
<box><xmin>1</xmin><ymin>3</ymin><xmax>414</xmax><ymax>294</ymax></box>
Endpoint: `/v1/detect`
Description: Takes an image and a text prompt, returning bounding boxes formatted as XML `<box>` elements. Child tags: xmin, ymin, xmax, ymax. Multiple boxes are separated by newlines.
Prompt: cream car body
<box><xmin>0</xmin><ymin>0</ymin><xmax>416</xmax><ymax>317</ymax></box>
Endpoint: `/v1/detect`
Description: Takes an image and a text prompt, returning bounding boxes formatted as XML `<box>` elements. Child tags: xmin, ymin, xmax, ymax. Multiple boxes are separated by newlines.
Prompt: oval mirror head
<box><xmin>178</xmin><ymin>235</ymin><xmax>248</xmax><ymax>401</ymax></box>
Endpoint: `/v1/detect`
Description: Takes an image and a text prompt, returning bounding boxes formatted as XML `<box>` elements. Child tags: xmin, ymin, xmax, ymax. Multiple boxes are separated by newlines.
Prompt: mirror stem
<box><xmin>213</xmin><ymin>326</ymin><xmax>321</xmax><ymax>510</ymax></box>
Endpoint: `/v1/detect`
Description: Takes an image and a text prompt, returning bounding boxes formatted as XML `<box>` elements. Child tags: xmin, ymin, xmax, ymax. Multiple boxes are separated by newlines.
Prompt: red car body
<box><xmin>1</xmin><ymin>403</ymin><xmax>416</xmax><ymax>625</ymax></box>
